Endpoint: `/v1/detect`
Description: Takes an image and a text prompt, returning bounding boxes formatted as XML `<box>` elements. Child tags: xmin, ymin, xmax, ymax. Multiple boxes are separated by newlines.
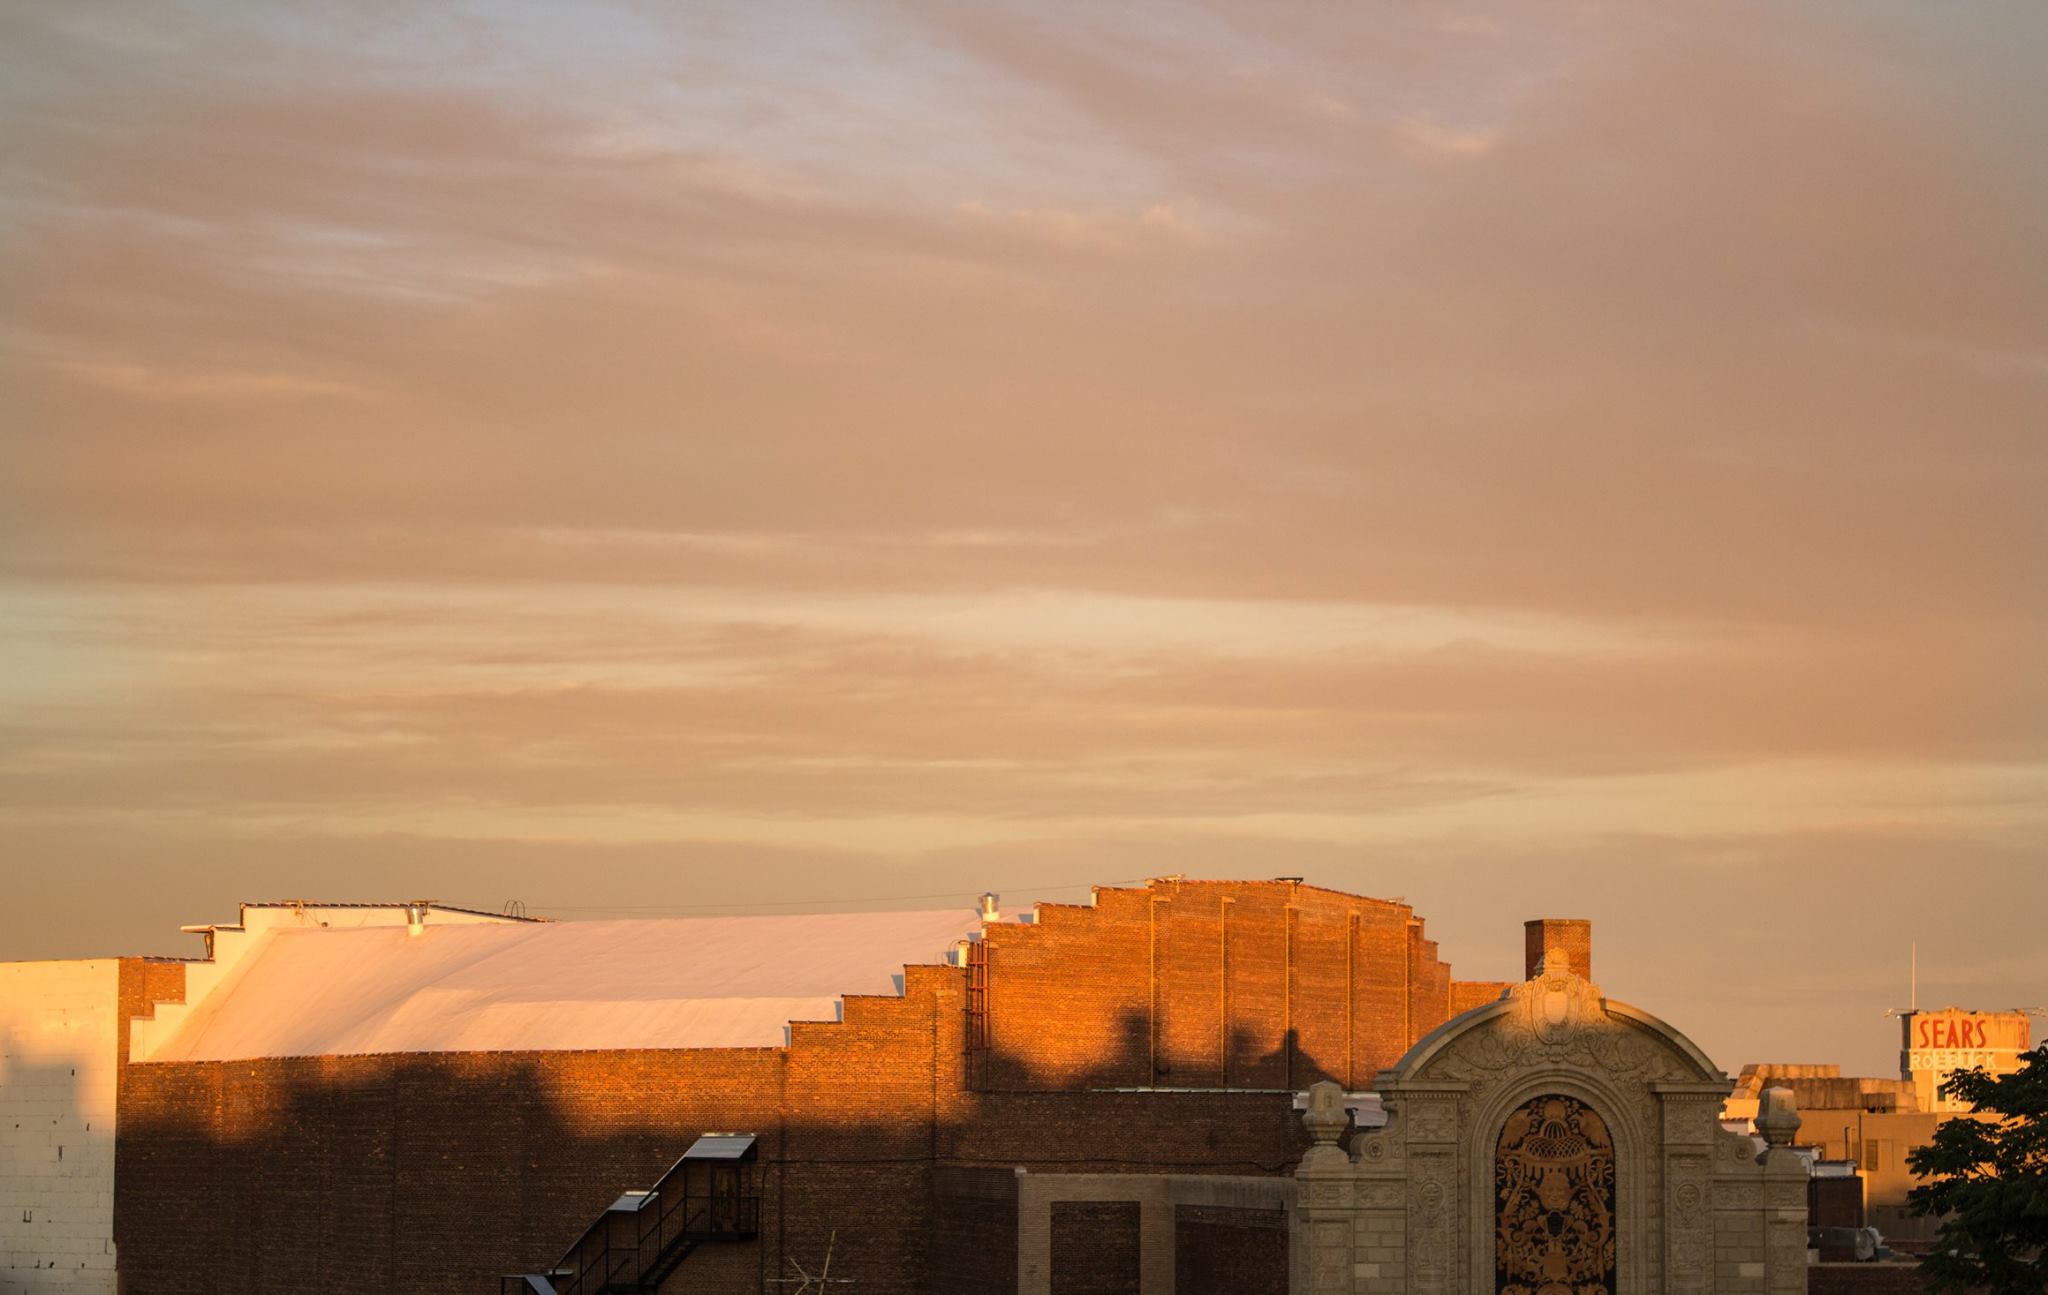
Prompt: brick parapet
<box><xmin>977</xmin><ymin>879</ymin><xmax>1459</xmax><ymax>1093</ymax></box>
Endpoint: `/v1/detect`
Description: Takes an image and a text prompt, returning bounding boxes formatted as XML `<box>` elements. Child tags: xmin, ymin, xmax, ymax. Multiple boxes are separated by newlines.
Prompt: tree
<box><xmin>1908</xmin><ymin>1043</ymin><xmax>2048</xmax><ymax>1294</ymax></box>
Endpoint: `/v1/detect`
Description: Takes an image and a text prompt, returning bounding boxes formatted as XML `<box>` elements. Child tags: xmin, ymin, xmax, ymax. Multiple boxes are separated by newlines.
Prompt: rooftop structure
<box><xmin>19</xmin><ymin>877</ymin><xmax>1525</xmax><ymax>1293</ymax></box>
<box><xmin>145</xmin><ymin>909</ymin><xmax>983</xmax><ymax>1061</ymax></box>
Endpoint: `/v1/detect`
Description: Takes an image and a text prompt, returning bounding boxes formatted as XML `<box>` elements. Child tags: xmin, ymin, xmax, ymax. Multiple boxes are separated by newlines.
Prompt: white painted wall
<box><xmin>0</xmin><ymin>961</ymin><xmax>119</xmax><ymax>1294</ymax></box>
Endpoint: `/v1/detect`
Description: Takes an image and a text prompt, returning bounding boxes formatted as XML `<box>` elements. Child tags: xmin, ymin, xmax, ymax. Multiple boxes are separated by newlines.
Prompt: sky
<box><xmin>1</xmin><ymin>0</ymin><xmax>2043</xmax><ymax>1077</ymax></box>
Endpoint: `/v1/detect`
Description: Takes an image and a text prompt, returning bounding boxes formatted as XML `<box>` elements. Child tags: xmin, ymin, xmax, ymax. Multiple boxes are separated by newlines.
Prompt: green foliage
<box><xmin>1908</xmin><ymin>1044</ymin><xmax>2048</xmax><ymax>1294</ymax></box>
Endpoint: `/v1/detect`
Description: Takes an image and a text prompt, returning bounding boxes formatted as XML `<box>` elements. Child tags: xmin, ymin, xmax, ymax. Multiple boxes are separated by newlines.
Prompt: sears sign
<box><xmin>1902</xmin><ymin>1009</ymin><xmax>2031</xmax><ymax>1111</ymax></box>
<box><xmin>1913</xmin><ymin>1015</ymin><xmax>2005</xmax><ymax>1049</ymax></box>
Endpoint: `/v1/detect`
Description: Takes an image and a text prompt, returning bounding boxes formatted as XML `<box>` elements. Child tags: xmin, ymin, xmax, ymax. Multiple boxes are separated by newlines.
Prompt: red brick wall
<box><xmin>116</xmin><ymin>979</ymin><xmax>1312</xmax><ymax>1293</ymax></box>
<box><xmin>1524</xmin><ymin>919</ymin><xmax>1593</xmax><ymax>981</ymax></box>
<box><xmin>115</xmin><ymin>958</ymin><xmax>186</xmax><ymax>1067</ymax></box>
<box><xmin>1173</xmin><ymin>1205</ymin><xmax>1286</xmax><ymax>1295</ymax></box>
<box><xmin>1449</xmin><ymin>980</ymin><xmax>1513</xmax><ymax>1015</ymax></box>
<box><xmin>118</xmin><ymin>1020</ymin><xmax>858</xmax><ymax>1292</ymax></box>
<box><xmin>951</xmin><ymin>1090</ymin><xmax>1307</xmax><ymax>1176</ymax></box>
<box><xmin>1407</xmin><ymin>922</ymin><xmax>1452</xmax><ymax>1043</ymax></box>
<box><xmin>118</xmin><ymin>1049</ymin><xmax>788</xmax><ymax>1294</ymax></box>
<box><xmin>978</xmin><ymin>880</ymin><xmax>1457</xmax><ymax>1092</ymax></box>
<box><xmin>114</xmin><ymin>880</ymin><xmax>1476</xmax><ymax>1293</ymax></box>
<box><xmin>1049</xmin><ymin>1202</ymin><xmax>1140</xmax><ymax>1295</ymax></box>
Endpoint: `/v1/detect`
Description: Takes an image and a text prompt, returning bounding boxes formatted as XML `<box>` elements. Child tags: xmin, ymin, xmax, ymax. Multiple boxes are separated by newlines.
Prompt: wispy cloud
<box><xmin>49</xmin><ymin>359</ymin><xmax>373</xmax><ymax>401</ymax></box>
<box><xmin>1393</xmin><ymin>119</ymin><xmax>1504</xmax><ymax>158</ymax></box>
<box><xmin>955</xmin><ymin>196</ymin><xmax>1205</xmax><ymax>250</ymax></box>
<box><xmin>0</xmin><ymin>0</ymin><xmax>2043</xmax><ymax>1074</ymax></box>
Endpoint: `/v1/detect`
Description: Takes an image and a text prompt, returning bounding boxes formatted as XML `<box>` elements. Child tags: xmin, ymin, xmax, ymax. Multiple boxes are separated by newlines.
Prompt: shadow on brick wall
<box><xmin>115</xmin><ymin>1038</ymin><xmax>1314</xmax><ymax>1295</ymax></box>
<box><xmin>986</xmin><ymin>1006</ymin><xmax>1331</xmax><ymax>1097</ymax></box>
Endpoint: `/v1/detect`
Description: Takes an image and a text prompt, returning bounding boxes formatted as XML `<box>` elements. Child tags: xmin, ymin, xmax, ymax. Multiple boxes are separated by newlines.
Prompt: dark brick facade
<box><xmin>114</xmin><ymin>879</ymin><xmax>1506</xmax><ymax>1294</ymax></box>
<box><xmin>1807</xmin><ymin>1262</ymin><xmax>1941</xmax><ymax>1295</ymax></box>
<box><xmin>1173</xmin><ymin>1205</ymin><xmax>1287</xmax><ymax>1295</ymax></box>
<box><xmin>929</xmin><ymin>1168</ymin><xmax>1019</xmax><ymax>1295</ymax></box>
<box><xmin>1049</xmin><ymin>1203</ymin><xmax>1140</xmax><ymax>1295</ymax></box>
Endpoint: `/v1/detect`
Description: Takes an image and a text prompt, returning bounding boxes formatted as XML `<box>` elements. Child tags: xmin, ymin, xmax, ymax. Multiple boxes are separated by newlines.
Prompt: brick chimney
<box><xmin>1524</xmin><ymin>919</ymin><xmax>1592</xmax><ymax>981</ymax></box>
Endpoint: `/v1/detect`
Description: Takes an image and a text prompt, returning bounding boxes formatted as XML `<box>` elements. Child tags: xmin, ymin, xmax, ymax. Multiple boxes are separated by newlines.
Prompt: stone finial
<box><xmin>1756</xmin><ymin>1085</ymin><xmax>1802</xmax><ymax>1149</ymax></box>
<box><xmin>1302</xmin><ymin>1080</ymin><xmax>1348</xmax><ymax>1148</ymax></box>
<box><xmin>1538</xmin><ymin>948</ymin><xmax>1572</xmax><ymax>979</ymax></box>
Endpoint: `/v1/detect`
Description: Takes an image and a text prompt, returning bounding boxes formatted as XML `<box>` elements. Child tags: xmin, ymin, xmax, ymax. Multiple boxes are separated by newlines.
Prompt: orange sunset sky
<box><xmin>1</xmin><ymin>1</ymin><xmax>2043</xmax><ymax>1075</ymax></box>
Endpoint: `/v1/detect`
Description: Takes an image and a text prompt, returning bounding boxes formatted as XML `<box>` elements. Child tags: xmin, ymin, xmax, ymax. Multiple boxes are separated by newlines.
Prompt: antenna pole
<box><xmin>1911</xmin><ymin>941</ymin><xmax>1917</xmax><ymax>1012</ymax></box>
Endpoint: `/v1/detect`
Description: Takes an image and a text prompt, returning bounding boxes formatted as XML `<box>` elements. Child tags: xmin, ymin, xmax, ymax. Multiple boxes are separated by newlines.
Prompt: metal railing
<box><xmin>503</xmin><ymin>1152</ymin><xmax>759</xmax><ymax>1295</ymax></box>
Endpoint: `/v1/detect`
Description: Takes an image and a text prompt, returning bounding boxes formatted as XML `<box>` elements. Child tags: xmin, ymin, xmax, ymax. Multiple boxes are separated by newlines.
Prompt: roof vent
<box><xmin>978</xmin><ymin>892</ymin><xmax>1001</xmax><ymax>923</ymax></box>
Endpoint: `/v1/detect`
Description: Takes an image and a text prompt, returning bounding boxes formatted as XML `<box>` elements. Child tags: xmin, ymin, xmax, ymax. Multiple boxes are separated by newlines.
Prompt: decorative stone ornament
<box><xmin>1493</xmin><ymin>1094</ymin><xmax>1616</xmax><ymax>1292</ymax></box>
<box><xmin>1300</xmin><ymin>1079</ymin><xmax>1352</xmax><ymax>1172</ymax></box>
<box><xmin>1291</xmin><ymin>951</ymin><xmax>1809</xmax><ymax>1294</ymax></box>
<box><xmin>1754</xmin><ymin>1086</ymin><xmax>1802</xmax><ymax>1150</ymax></box>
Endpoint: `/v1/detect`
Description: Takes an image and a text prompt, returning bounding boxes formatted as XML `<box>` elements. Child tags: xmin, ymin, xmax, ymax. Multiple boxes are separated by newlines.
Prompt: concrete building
<box><xmin>0</xmin><ymin>903</ymin><xmax>526</xmax><ymax>1294</ymax></box>
<box><xmin>1725</xmin><ymin>1008</ymin><xmax>2035</xmax><ymax>1247</ymax></box>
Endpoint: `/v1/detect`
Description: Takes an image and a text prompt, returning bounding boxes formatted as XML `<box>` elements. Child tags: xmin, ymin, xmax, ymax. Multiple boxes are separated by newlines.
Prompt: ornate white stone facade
<box><xmin>1291</xmin><ymin>953</ymin><xmax>1809</xmax><ymax>1294</ymax></box>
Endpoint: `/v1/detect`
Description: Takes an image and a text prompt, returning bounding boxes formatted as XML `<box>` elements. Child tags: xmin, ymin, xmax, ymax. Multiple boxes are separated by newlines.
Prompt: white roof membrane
<box><xmin>148</xmin><ymin>910</ymin><xmax>980</xmax><ymax>1062</ymax></box>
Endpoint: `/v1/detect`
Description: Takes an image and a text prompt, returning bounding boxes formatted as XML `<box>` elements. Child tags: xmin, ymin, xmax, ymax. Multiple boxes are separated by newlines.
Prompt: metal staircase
<box><xmin>503</xmin><ymin>1134</ymin><xmax>760</xmax><ymax>1295</ymax></box>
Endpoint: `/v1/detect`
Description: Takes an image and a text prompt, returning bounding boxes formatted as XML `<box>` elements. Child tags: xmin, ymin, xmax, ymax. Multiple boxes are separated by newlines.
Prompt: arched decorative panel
<box><xmin>1494</xmin><ymin>1094</ymin><xmax>1617</xmax><ymax>1294</ymax></box>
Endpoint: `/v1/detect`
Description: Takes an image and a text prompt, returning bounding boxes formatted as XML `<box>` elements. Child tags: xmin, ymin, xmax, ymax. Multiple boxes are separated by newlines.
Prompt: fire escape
<box><xmin>502</xmin><ymin>1133</ymin><xmax>760</xmax><ymax>1295</ymax></box>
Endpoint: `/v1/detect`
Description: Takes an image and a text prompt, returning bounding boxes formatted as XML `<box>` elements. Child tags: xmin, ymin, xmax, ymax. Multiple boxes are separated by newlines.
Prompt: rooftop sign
<box><xmin>1901</xmin><ymin>1008</ymin><xmax>2032</xmax><ymax>1113</ymax></box>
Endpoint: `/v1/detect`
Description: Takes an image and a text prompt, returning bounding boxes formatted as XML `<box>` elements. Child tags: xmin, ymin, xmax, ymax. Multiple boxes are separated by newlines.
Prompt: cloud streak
<box><xmin>1</xmin><ymin>0</ymin><xmax>2043</xmax><ymax>1073</ymax></box>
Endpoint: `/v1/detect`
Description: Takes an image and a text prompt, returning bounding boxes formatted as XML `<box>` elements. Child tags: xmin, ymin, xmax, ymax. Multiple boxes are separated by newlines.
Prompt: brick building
<box><xmin>76</xmin><ymin>878</ymin><xmax>1531</xmax><ymax>1294</ymax></box>
<box><xmin>1</xmin><ymin>903</ymin><xmax>520</xmax><ymax>1295</ymax></box>
<box><xmin>1724</xmin><ymin>1006</ymin><xmax>2036</xmax><ymax>1249</ymax></box>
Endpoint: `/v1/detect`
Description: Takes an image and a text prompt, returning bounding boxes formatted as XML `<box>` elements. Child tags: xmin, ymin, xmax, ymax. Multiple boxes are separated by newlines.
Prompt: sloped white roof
<box><xmin>148</xmin><ymin>910</ymin><xmax>979</xmax><ymax>1062</ymax></box>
